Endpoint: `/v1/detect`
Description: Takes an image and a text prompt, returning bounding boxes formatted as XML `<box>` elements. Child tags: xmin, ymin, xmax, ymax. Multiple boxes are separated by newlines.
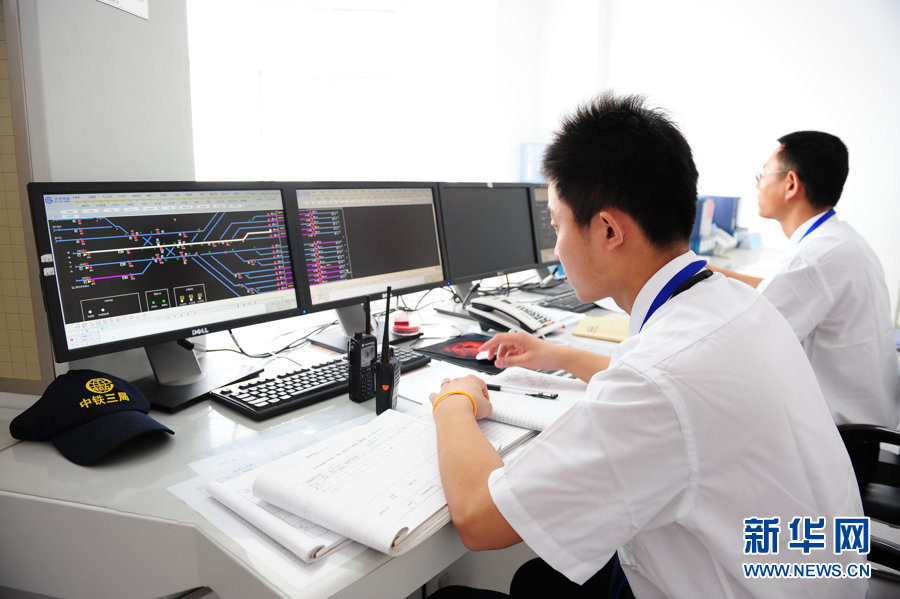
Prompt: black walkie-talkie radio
<box><xmin>348</xmin><ymin>297</ymin><xmax>377</xmax><ymax>403</ymax></box>
<box><xmin>374</xmin><ymin>286</ymin><xmax>401</xmax><ymax>414</ymax></box>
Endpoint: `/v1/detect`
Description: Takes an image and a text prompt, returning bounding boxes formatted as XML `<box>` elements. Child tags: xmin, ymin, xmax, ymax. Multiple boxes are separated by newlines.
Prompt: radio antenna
<box><xmin>380</xmin><ymin>287</ymin><xmax>392</xmax><ymax>364</ymax></box>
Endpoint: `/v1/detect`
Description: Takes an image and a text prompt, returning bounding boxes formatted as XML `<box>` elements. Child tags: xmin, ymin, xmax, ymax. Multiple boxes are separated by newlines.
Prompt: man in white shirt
<box><xmin>428</xmin><ymin>95</ymin><xmax>867</xmax><ymax>598</ymax></box>
<box><xmin>711</xmin><ymin>131</ymin><xmax>899</xmax><ymax>428</ymax></box>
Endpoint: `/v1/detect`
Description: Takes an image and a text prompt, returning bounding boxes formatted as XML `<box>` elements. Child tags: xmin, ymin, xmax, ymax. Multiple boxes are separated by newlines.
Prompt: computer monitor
<box><xmin>292</xmin><ymin>182</ymin><xmax>447</xmax><ymax>349</ymax></box>
<box><xmin>28</xmin><ymin>181</ymin><xmax>303</xmax><ymax>411</ymax></box>
<box><xmin>530</xmin><ymin>184</ymin><xmax>558</xmax><ymax>266</ymax></box>
<box><xmin>527</xmin><ymin>183</ymin><xmax>578</xmax><ymax>296</ymax></box>
<box><xmin>437</xmin><ymin>183</ymin><xmax>539</xmax><ymax>285</ymax></box>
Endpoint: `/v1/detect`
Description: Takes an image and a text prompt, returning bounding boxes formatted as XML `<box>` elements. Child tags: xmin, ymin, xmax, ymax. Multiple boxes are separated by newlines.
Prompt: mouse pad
<box><xmin>415</xmin><ymin>333</ymin><xmax>502</xmax><ymax>375</ymax></box>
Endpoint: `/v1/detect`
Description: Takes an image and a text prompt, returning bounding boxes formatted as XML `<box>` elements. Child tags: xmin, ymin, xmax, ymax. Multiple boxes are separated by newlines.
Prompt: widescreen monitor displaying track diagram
<box><xmin>293</xmin><ymin>182</ymin><xmax>447</xmax><ymax>349</ymax></box>
<box><xmin>294</xmin><ymin>183</ymin><xmax>446</xmax><ymax>310</ymax></box>
<box><xmin>28</xmin><ymin>181</ymin><xmax>303</xmax><ymax>410</ymax></box>
<box><xmin>437</xmin><ymin>183</ymin><xmax>539</xmax><ymax>284</ymax></box>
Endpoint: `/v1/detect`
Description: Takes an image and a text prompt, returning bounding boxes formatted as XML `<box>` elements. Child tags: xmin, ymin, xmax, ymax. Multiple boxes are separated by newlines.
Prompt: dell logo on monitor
<box><xmin>191</xmin><ymin>327</ymin><xmax>210</xmax><ymax>336</ymax></box>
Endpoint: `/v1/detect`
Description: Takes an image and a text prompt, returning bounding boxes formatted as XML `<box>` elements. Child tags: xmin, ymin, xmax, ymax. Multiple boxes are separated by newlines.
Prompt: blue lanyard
<box><xmin>640</xmin><ymin>260</ymin><xmax>708</xmax><ymax>332</ymax></box>
<box><xmin>799</xmin><ymin>209</ymin><xmax>835</xmax><ymax>242</ymax></box>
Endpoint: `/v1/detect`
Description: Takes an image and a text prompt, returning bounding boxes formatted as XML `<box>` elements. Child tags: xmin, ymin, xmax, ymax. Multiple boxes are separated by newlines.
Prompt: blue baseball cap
<box><xmin>9</xmin><ymin>369</ymin><xmax>174</xmax><ymax>465</ymax></box>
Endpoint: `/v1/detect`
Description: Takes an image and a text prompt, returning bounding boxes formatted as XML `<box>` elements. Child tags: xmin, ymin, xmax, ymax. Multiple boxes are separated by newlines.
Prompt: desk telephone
<box><xmin>467</xmin><ymin>297</ymin><xmax>562</xmax><ymax>337</ymax></box>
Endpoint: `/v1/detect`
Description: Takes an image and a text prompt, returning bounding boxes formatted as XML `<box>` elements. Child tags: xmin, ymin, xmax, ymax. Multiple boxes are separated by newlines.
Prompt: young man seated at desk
<box><xmin>709</xmin><ymin>131</ymin><xmax>899</xmax><ymax>429</ymax></box>
<box><xmin>427</xmin><ymin>93</ymin><xmax>866</xmax><ymax>598</ymax></box>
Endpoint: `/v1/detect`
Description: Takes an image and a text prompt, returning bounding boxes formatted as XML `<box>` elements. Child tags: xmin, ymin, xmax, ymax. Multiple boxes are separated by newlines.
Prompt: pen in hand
<box><xmin>486</xmin><ymin>384</ymin><xmax>558</xmax><ymax>400</ymax></box>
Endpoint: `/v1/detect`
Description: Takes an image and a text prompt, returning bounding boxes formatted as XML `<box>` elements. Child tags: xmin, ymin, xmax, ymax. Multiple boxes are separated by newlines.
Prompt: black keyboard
<box><xmin>209</xmin><ymin>347</ymin><xmax>432</xmax><ymax>421</ymax></box>
<box><xmin>538</xmin><ymin>291</ymin><xmax>596</xmax><ymax>313</ymax></box>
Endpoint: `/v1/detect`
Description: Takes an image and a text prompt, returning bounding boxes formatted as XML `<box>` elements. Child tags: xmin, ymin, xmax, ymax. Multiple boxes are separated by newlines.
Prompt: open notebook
<box><xmin>399</xmin><ymin>360</ymin><xmax>588</xmax><ymax>431</ymax></box>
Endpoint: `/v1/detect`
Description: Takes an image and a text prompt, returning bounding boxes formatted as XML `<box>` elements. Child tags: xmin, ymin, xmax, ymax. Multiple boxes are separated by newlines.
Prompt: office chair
<box><xmin>869</xmin><ymin>537</ymin><xmax>900</xmax><ymax>572</ymax></box>
<box><xmin>838</xmin><ymin>424</ymin><xmax>900</xmax><ymax>596</ymax></box>
<box><xmin>838</xmin><ymin>424</ymin><xmax>900</xmax><ymax>525</ymax></box>
<box><xmin>867</xmin><ymin>537</ymin><xmax>900</xmax><ymax>598</ymax></box>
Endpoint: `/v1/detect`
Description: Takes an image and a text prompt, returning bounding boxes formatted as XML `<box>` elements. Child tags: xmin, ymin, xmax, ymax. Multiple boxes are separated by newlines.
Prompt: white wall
<box><xmin>533</xmin><ymin>0</ymin><xmax>610</xmax><ymax>138</ymax></box>
<box><xmin>0</xmin><ymin>0</ymin><xmax>195</xmax><ymax>408</ymax></box>
<box><xmin>606</xmin><ymin>0</ymin><xmax>900</xmax><ymax>310</ymax></box>
<box><xmin>187</xmin><ymin>0</ymin><xmax>606</xmax><ymax>184</ymax></box>
<box><xmin>19</xmin><ymin>0</ymin><xmax>194</xmax><ymax>181</ymax></box>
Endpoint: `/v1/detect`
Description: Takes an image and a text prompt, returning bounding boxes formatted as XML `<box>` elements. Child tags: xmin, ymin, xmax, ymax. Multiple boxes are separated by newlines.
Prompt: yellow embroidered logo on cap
<box><xmin>85</xmin><ymin>378</ymin><xmax>115</xmax><ymax>394</ymax></box>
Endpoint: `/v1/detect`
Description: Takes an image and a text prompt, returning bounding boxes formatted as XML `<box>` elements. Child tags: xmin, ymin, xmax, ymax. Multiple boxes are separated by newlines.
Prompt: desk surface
<box><xmin>0</xmin><ymin>349</ymin><xmax>479</xmax><ymax>599</ymax></box>
<box><xmin>1</xmin><ymin>371</ymin><xmax>362</xmax><ymax>597</ymax></box>
<box><xmin>0</xmin><ymin>285</ymin><xmax>614</xmax><ymax>599</ymax></box>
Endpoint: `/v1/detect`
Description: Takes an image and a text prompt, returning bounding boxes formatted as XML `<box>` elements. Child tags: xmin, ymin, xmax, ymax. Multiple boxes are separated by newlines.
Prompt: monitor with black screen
<box><xmin>530</xmin><ymin>184</ymin><xmax>558</xmax><ymax>266</ymax></box>
<box><xmin>292</xmin><ymin>182</ymin><xmax>447</xmax><ymax>349</ymax></box>
<box><xmin>438</xmin><ymin>183</ymin><xmax>538</xmax><ymax>283</ymax></box>
<box><xmin>28</xmin><ymin>181</ymin><xmax>303</xmax><ymax>411</ymax></box>
<box><xmin>528</xmin><ymin>183</ymin><xmax>577</xmax><ymax>295</ymax></box>
<box><xmin>434</xmin><ymin>183</ymin><xmax>539</xmax><ymax>315</ymax></box>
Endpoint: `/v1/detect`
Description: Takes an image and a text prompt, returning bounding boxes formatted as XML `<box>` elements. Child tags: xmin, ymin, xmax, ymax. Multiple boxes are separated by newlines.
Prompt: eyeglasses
<box><xmin>754</xmin><ymin>168</ymin><xmax>790</xmax><ymax>183</ymax></box>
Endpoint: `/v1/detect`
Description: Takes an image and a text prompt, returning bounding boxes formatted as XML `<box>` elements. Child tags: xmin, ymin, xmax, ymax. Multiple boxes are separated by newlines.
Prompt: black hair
<box><xmin>540</xmin><ymin>92</ymin><xmax>698</xmax><ymax>247</ymax></box>
<box><xmin>776</xmin><ymin>131</ymin><xmax>848</xmax><ymax>208</ymax></box>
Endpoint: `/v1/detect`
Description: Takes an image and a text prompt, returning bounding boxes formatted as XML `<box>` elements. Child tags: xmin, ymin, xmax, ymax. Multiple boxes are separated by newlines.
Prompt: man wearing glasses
<box><xmin>711</xmin><ymin>131</ymin><xmax>899</xmax><ymax>429</ymax></box>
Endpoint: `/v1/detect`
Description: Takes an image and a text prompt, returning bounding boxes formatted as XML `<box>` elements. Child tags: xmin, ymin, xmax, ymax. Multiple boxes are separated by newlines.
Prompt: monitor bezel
<box><xmin>289</xmin><ymin>181</ymin><xmax>450</xmax><ymax>313</ymax></box>
<box><xmin>528</xmin><ymin>183</ymin><xmax>559</xmax><ymax>267</ymax></box>
<box><xmin>27</xmin><ymin>180</ymin><xmax>306</xmax><ymax>363</ymax></box>
<box><xmin>437</xmin><ymin>182</ymin><xmax>540</xmax><ymax>285</ymax></box>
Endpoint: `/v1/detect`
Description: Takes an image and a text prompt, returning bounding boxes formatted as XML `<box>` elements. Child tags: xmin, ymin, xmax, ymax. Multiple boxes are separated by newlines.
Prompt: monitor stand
<box><xmin>309</xmin><ymin>304</ymin><xmax>421</xmax><ymax>353</ymax></box>
<box><xmin>433</xmin><ymin>282</ymin><xmax>477</xmax><ymax>319</ymax></box>
<box><xmin>135</xmin><ymin>340</ymin><xmax>262</xmax><ymax>413</ymax></box>
<box><xmin>528</xmin><ymin>279</ymin><xmax>573</xmax><ymax>296</ymax></box>
<box><xmin>527</xmin><ymin>266</ymin><xmax>573</xmax><ymax>296</ymax></box>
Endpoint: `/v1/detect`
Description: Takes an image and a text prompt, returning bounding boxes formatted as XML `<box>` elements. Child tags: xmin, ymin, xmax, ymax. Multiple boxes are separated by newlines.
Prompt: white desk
<box><xmin>0</xmin><ymin>355</ymin><xmax>479</xmax><ymax>599</ymax></box>
<box><xmin>0</xmin><ymin>290</ymin><xmax>603</xmax><ymax>599</ymax></box>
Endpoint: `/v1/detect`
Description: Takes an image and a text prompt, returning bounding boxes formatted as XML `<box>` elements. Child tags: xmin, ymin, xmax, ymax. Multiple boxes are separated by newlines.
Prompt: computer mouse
<box><xmin>475</xmin><ymin>350</ymin><xmax>492</xmax><ymax>361</ymax></box>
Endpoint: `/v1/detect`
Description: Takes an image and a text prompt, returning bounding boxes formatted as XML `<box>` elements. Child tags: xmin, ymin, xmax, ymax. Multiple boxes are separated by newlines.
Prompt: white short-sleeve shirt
<box><xmin>758</xmin><ymin>214</ymin><xmax>900</xmax><ymax>427</ymax></box>
<box><xmin>489</xmin><ymin>252</ymin><xmax>866</xmax><ymax>599</ymax></box>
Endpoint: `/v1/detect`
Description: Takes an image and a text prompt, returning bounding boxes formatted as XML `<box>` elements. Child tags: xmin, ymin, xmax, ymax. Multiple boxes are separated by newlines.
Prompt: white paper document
<box><xmin>251</xmin><ymin>409</ymin><xmax>535</xmax><ymax>556</ymax></box>
<box><xmin>169</xmin><ymin>414</ymin><xmax>372</xmax><ymax>576</ymax></box>
<box><xmin>207</xmin><ymin>475</ymin><xmax>351</xmax><ymax>562</ymax></box>
<box><xmin>253</xmin><ymin>410</ymin><xmax>449</xmax><ymax>556</ymax></box>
